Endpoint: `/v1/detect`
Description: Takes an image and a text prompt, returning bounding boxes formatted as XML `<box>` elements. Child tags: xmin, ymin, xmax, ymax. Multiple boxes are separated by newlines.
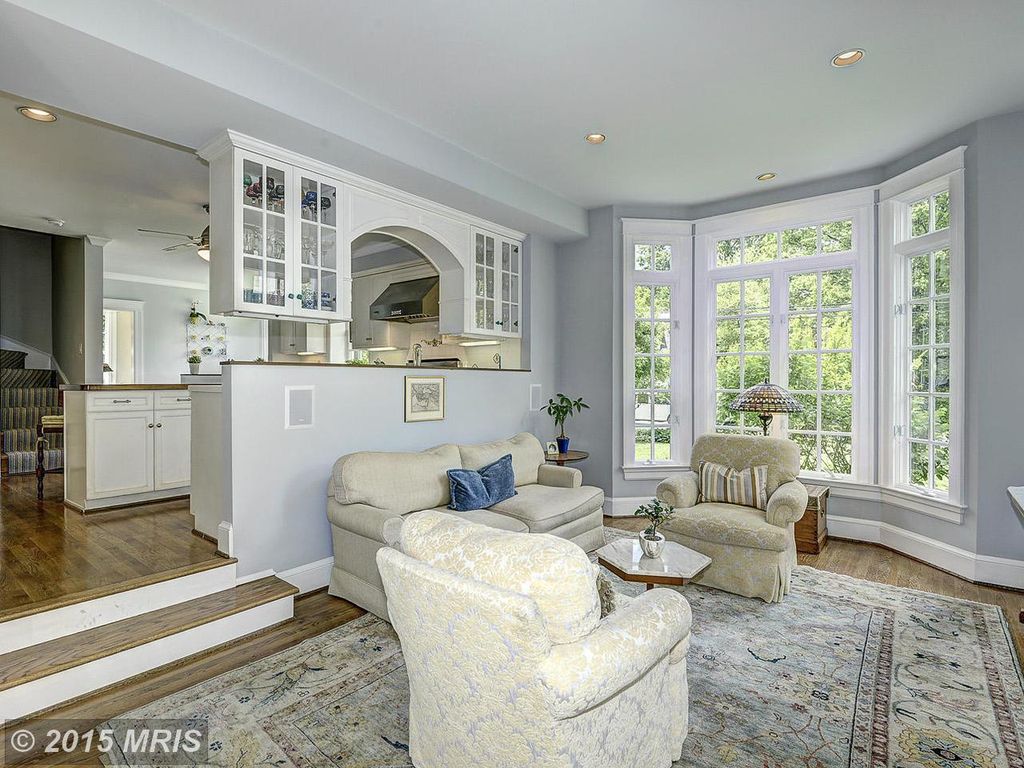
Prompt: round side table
<box><xmin>545</xmin><ymin>450</ymin><xmax>589</xmax><ymax>466</ymax></box>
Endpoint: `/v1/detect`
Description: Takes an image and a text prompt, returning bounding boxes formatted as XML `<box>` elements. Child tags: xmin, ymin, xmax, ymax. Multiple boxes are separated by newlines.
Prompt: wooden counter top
<box><xmin>72</xmin><ymin>384</ymin><xmax>190</xmax><ymax>391</ymax></box>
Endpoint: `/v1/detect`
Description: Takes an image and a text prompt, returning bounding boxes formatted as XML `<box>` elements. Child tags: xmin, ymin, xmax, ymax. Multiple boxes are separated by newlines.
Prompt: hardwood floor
<box><xmin>0</xmin><ymin>474</ymin><xmax>220</xmax><ymax>616</ymax></box>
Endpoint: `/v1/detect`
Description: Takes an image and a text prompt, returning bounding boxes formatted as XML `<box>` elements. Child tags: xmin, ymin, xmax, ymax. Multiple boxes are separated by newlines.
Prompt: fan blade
<box><xmin>139</xmin><ymin>228</ymin><xmax>192</xmax><ymax>238</ymax></box>
<box><xmin>162</xmin><ymin>243</ymin><xmax>191</xmax><ymax>251</ymax></box>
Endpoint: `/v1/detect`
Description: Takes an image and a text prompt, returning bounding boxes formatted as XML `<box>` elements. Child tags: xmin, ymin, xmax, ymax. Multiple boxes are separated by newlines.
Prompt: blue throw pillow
<box><xmin>447</xmin><ymin>453</ymin><xmax>517</xmax><ymax>511</ymax></box>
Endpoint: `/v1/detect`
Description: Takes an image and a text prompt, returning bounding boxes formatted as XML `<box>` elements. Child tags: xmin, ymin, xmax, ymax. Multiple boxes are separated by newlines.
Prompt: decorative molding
<box><xmin>105</xmin><ymin>271</ymin><xmax>208</xmax><ymax>292</ymax></box>
<box><xmin>85</xmin><ymin>235</ymin><xmax>112</xmax><ymax>247</ymax></box>
<box><xmin>821</xmin><ymin>479</ymin><xmax>965</xmax><ymax>524</ymax></box>
<box><xmin>693</xmin><ymin>187</ymin><xmax>875</xmax><ymax>236</ymax></box>
<box><xmin>278</xmin><ymin>557</ymin><xmax>334</xmax><ymax>594</ymax></box>
<box><xmin>878</xmin><ymin>146</ymin><xmax>966</xmax><ymax>201</ymax></box>
<box><xmin>218</xmin><ymin>521</ymin><xmax>234</xmax><ymax>557</ymax></box>
<box><xmin>603</xmin><ymin>496</ymin><xmax>652</xmax><ymax>518</ymax></box>
<box><xmin>829</xmin><ymin>515</ymin><xmax>1024</xmax><ymax>589</ymax></box>
<box><xmin>621</xmin><ymin>218</ymin><xmax>693</xmax><ymax>236</ymax></box>
<box><xmin>622</xmin><ymin>464</ymin><xmax>689</xmax><ymax>481</ymax></box>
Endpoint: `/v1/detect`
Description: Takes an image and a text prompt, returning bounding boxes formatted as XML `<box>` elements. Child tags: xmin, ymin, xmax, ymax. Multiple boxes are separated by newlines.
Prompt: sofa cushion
<box><xmin>430</xmin><ymin>506</ymin><xmax>529</xmax><ymax>533</ymax></box>
<box><xmin>329</xmin><ymin>443</ymin><xmax>460</xmax><ymax>512</ymax></box>
<box><xmin>690</xmin><ymin>434</ymin><xmax>800</xmax><ymax>496</ymax></box>
<box><xmin>697</xmin><ymin>460</ymin><xmax>769</xmax><ymax>510</ymax></box>
<box><xmin>662</xmin><ymin>502</ymin><xmax>791</xmax><ymax>552</ymax></box>
<box><xmin>400</xmin><ymin>510</ymin><xmax>600</xmax><ymax>644</ymax></box>
<box><xmin>490</xmin><ymin>484</ymin><xmax>605</xmax><ymax>533</ymax></box>
<box><xmin>447</xmin><ymin>454</ymin><xmax>517</xmax><ymax>511</ymax></box>
<box><xmin>458</xmin><ymin>432</ymin><xmax>544</xmax><ymax>487</ymax></box>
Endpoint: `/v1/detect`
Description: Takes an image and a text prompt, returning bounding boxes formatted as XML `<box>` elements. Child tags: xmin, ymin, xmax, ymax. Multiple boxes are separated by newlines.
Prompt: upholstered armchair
<box><xmin>656</xmin><ymin>434</ymin><xmax>808</xmax><ymax>602</ymax></box>
<box><xmin>377</xmin><ymin>510</ymin><xmax>692</xmax><ymax>768</ymax></box>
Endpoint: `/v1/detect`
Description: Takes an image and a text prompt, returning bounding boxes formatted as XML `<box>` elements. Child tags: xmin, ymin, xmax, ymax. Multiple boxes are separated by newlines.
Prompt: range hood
<box><xmin>370</xmin><ymin>276</ymin><xmax>440</xmax><ymax>323</ymax></box>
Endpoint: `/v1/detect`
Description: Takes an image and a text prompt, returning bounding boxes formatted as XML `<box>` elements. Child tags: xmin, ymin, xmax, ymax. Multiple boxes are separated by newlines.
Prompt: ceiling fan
<box><xmin>138</xmin><ymin>205</ymin><xmax>211</xmax><ymax>261</ymax></box>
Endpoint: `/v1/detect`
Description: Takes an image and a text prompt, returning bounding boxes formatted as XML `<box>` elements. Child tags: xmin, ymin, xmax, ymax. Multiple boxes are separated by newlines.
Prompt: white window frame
<box><xmin>622</xmin><ymin>219</ymin><xmax>693</xmax><ymax>477</ymax></box>
<box><xmin>693</xmin><ymin>189</ymin><xmax>876</xmax><ymax>483</ymax></box>
<box><xmin>879</xmin><ymin>147</ymin><xmax>966</xmax><ymax>520</ymax></box>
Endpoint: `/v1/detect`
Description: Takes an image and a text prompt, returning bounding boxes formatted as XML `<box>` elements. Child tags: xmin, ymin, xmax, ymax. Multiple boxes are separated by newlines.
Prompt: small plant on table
<box><xmin>633</xmin><ymin>498</ymin><xmax>676</xmax><ymax>558</ymax></box>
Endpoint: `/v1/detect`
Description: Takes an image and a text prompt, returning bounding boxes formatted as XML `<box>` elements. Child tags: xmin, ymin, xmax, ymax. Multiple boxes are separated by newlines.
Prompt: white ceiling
<box><xmin>0</xmin><ymin>90</ymin><xmax>210</xmax><ymax>283</ymax></box>
<box><xmin>162</xmin><ymin>0</ymin><xmax>1024</xmax><ymax>208</ymax></box>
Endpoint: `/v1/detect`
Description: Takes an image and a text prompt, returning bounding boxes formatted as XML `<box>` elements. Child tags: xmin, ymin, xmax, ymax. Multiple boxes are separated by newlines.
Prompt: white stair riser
<box><xmin>0</xmin><ymin>564</ymin><xmax>237</xmax><ymax>655</ymax></box>
<box><xmin>0</xmin><ymin>596</ymin><xmax>293</xmax><ymax>722</ymax></box>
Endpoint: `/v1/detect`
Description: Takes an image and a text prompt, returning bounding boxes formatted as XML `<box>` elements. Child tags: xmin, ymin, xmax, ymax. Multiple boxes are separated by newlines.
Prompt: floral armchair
<box><xmin>657</xmin><ymin>433</ymin><xmax>808</xmax><ymax>602</ymax></box>
<box><xmin>376</xmin><ymin>510</ymin><xmax>692</xmax><ymax>768</ymax></box>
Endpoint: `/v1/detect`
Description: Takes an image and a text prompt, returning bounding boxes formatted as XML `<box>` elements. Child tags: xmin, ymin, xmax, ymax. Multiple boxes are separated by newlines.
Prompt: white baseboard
<box><xmin>829</xmin><ymin>515</ymin><xmax>1024</xmax><ymax>589</ymax></box>
<box><xmin>278</xmin><ymin>557</ymin><xmax>334</xmax><ymax>594</ymax></box>
<box><xmin>603</xmin><ymin>496</ymin><xmax>651</xmax><ymax>518</ymax></box>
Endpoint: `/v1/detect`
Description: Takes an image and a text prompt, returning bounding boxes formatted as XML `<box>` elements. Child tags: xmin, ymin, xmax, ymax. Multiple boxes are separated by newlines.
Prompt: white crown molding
<box><xmin>85</xmin><ymin>235</ymin><xmax>112</xmax><ymax>247</ymax></box>
<box><xmin>878</xmin><ymin>146</ymin><xmax>966</xmax><ymax>201</ymax></box>
<box><xmin>621</xmin><ymin>218</ymin><xmax>693</xmax><ymax>237</ymax></box>
<box><xmin>694</xmin><ymin>187</ymin><xmax>875</xmax><ymax>236</ymax></box>
<box><xmin>105</xmin><ymin>271</ymin><xmax>208</xmax><ymax>292</ymax></box>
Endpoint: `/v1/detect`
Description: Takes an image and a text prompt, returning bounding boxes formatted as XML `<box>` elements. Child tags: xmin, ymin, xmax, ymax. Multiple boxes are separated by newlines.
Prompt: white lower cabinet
<box><xmin>64</xmin><ymin>390</ymin><xmax>192</xmax><ymax>511</ymax></box>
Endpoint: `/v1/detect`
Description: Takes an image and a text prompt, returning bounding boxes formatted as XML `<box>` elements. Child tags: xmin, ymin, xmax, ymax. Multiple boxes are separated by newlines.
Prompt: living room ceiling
<box><xmin>163</xmin><ymin>0</ymin><xmax>1024</xmax><ymax>207</ymax></box>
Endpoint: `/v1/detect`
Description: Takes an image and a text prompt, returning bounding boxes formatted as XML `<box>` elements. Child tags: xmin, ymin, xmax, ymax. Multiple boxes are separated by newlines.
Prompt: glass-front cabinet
<box><xmin>471</xmin><ymin>228</ymin><xmax>521</xmax><ymax>337</ymax></box>
<box><xmin>239</xmin><ymin>153</ymin><xmax>290</xmax><ymax>313</ymax></box>
<box><xmin>295</xmin><ymin>172</ymin><xmax>339</xmax><ymax>318</ymax></box>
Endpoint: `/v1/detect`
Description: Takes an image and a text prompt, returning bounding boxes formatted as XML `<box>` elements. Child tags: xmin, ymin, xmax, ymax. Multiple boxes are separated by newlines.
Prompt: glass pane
<box><xmin>634</xmin><ymin>321</ymin><xmax>652</xmax><ymax>353</ymax></box>
<box><xmin>502</xmin><ymin>272</ymin><xmax>510</xmax><ymax>298</ymax></box>
<box><xmin>242</xmin><ymin>159</ymin><xmax>263</xmax><ymax>208</ymax></box>
<box><xmin>475</xmin><ymin>266</ymin><xmax>485</xmax><ymax>297</ymax></box>
<box><xmin>933</xmin><ymin>191</ymin><xmax>950</xmax><ymax>230</ymax></box>
<box><xmin>266</xmin><ymin>261</ymin><xmax>286</xmax><ymax>307</ymax></box>
<box><xmin>653</xmin><ymin>244</ymin><xmax>671</xmax><ymax>271</ymax></box>
<box><xmin>911</xmin><ymin>349</ymin><xmax>931</xmax><ymax>392</ymax></box>
<box><xmin>634</xmin><ymin>285</ymin><xmax>652</xmax><ymax>318</ymax></box>
<box><xmin>485</xmin><ymin>269</ymin><xmax>494</xmax><ymax>297</ymax></box>
<box><xmin>933</xmin><ymin>397</ymin><xmax>950</xmax><ymax>441</ymax></box>
<box><xmin>911</xmin><ymin>302</ymin><xmax>931</xmax><ymax>346</ymax></box>
<box><xmin>502</xmin><ymin>241</ymin><xmax>510</xmax><ymax>271</ymax></box>
<box><xmin>321</xmin><ymin>228</ymin><xmax>337</xmax><ymax>270</ymax></box>
<box><xmin>821</xmin><ymin>311</ymin><xmax>853</xmax><ymax>350</ymax></box>
<box><xmin>934</xmin><ymin>249</ymin><xmax>950</xmax><ymax>295</ymax></box>
<box><xmin>716</xmin><ymin>281</ymin><xmax>740</xmax><ymax>315</ymax></box>
<box><xmin>716</xmin><ymin>355</ymin><xmax>740</xmax><ymax>390</ymax></box>
<box><xmin>744</xmin><ymin>317</ymin><xmax>770</xmax><ymax>352</ymax></box>
<box><xmin>511</xmin><ymin>275</ymin><xmax>519</xmax><ymax>301</ymax></box>
<box><xmin>744</xmin><ymin>232</ymin><xmax>778</xmax><ymax>263</ymax></box>
<box><xmin>910</xmin><ymin>198</ymin><xmax>930</xmax><ymax>237</ymax></box>
<box><xmin>910</xmin><ymin>442</ymin><xmax>930</xmax><ymax>488</ymax></box>
<box><xmin>484</xmin><ymin>300</ymin><xmax>494</xmax><ymax>328</ymax></box>
<box><xmin>743</xmin><ymin>354</ymin><xmax>769</xmax><ymax>386</ymax></box>
<box><xmin>744</xmin><ymin>278</ymin><xmax>771</xmax><ymax>312</ymax></box>
<box><xmin>821</xmin><ymin>219</ymin><xmax>853</xmax><ymax>252</ymax></box>
<box><xmin>789</xmin><ymin>393</ymin><xmax>818</xmax><ymax>431</ymax></box>
<box><xmin>475</xmin><ymin>298</ymin><xmax>485</xmax><ymax>327</ymax></box>
<box><xmin>821</xmin><ymin>269</ymin><xmax>853</xmax><ymax>307</ymax></box>
<box><xmin>788</xmin><ymin>353</ymin><xmax>817</xmax><ymax>391</ymax></box>
<box><xmin>934</xmin><ymin>300</ymin><xmax>950</xmax><ymax>345</ymax></box>
<box><xmin>267</xmin><ymin>214</ymin><xmax>286</xmax><ymax>261</ymax></box>
<box><xmin>652</xmin><ymin>322</ymin><xmax>671</xmax><ymax>353</ymax></box>
<box><xmin>821</xmin><ymin>352</ymin><xmax>852</xmax><ymax>390</ymax></box>
<box><xmin>716</xmin><ymin>319</ymin><xmax>741</xmax><ymax>353</ymax></box>
<box><xmin>716</xmin><ymin>238</ymin><xmax>740</xmax><ymax>267</ymax></box>
<box><xmin>789</xmin><ymin>273</ymin><xmax>818</xmax><ymax>310</ymax></box>
<box><xmin>266</xmin><ymin>167</ymin><xmax>285</xmax><ymax>215</ymax></box>
<box><xmin>635</xmin><ymin>428</ymin><xmax>652</xmax><ymax>463</ymax></box>
<box><xmin>634</xmin><ymin>357</ymin><xmax>652</xmax><ymax>389</ymax></box>
<box><xmin>301</xmin><ymin>222</ymin><xmax>318</xmax><ymax>266</ymax></box>
<box><xmin>634</xmin><ymin>393</ymin><xmax>652</xmax><ymax>424</ymax></box>
<box><xmin>788</xmin><ymin>315</ymin><xmax>817</xmax><ymax>351</ymax></box>
<box><xmin>242</xmin><ymin>209</ymin><xmax>262</xmax><ymax>257</ymax></box>
<box><xmin>652</xmin><ymin>286</ymin><xmax>671</xmax><ymax>319</ymax></box>
<box><xmin>634</xmin><ymin>244</ymin><xmax>652</xmax><ymax>270</ymax></box>
<box><xmin>716</xmin><ymin>392</ymin><xmax>740</xmax><ymax>426</ymax></box>
<box><xmin>511</xmin><ymin>305</ymin><xmax>519</xmax><ymax>331</ymax></box>
<box><xmin>652</xmin><ymin>357</ymin><xmax>671</xmax><ymax>389</ymax></box>
<box><xmin>485</xmin><ymin>237</ymin><xmax>494</xmax><ymax>267</ymax></box>
<box><xmin>933</xmin><ymin>445</ymin><xmax>950</xmax><ymax>491</ymax></box>
<box><xmin>300</xmin><ymin>267</ymin><xmax>319</xmax><ymax>310</ymax></box>
<box><xmin>653</xmin><ymin>428</ymin><xmax>672</xmax><ymax>460</ymax></box>
<box><xmin>653</xmin><ymin>392</ymin><xmax>672</xmax><ymax>423</ymax></box>
<box><xmin>511</xmin><ymin>244</ymin><xmax>519</xmax><ymax>272</ymax></box>
<box><xmin>501</xmin><ymin>302</ymin><xmax>511</xmax><ymax>328</ymax></box>
<box><xmin>792</xmin><ymin>433</ymin><xmax>818</xmax><ymax>472</ymax></box>
<box><xmin>820</xmin><ymin>394</ymin><xmax>852</xmax><ymax>432</ymax></box>
<box><xmin>821</xmin><ymin>435</ymin><xmax>852</xmax><ymax>475</ymax></box>
<box><xmin>782</xmin><ymin>226</ymin><xmax>816</xmax><ymax>258</ymax></box>
<box><xmin>300</xmin><ymin>177</ymin><xmax>317</xmax><ymax>222</ymax></box>
<box><xmin>910</xmin><ymin>396</ymin><xmax>930</xmax><ymax>439</ymax></box>
<box><xmin>934</xmin><ymin>348</ymin><xmax>950</xmax><ymax>392</ymax></box>
<box><xmin>321</xmin><ymin>184</ymin><xmax>337</xmax><ymax>227</ymax></box>
<box><xmin>321</xmin><ymin>272</ymin><xmax>337</xmax><ymax>313</ymax></box>
<box><xmin>475</xmin><ymin>234</ymin><xmax>485</xmax><ymax>264</ymax></box>
<box><xmin>242</xmin><ymin>257</ymin><xmax>263</xmax><ymax>304</ymax></box>
<box><xmin>911</xmin><ymin>255</ymin><xmax>931</xmax><ymax>298</ymax></box>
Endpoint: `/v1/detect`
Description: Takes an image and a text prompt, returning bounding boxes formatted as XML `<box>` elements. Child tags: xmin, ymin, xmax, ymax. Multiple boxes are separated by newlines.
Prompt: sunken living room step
<box><xmin>0</xmin><ymin>576</ymin><xmax>297</xmax><ymax>721</ymax></box>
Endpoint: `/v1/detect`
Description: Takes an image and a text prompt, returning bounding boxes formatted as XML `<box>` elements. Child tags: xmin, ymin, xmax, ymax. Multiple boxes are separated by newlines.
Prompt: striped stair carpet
<box><xmin>1</xmin><ymin>350</ymin><xmax>63</xmax><ymax>476</ymax></box>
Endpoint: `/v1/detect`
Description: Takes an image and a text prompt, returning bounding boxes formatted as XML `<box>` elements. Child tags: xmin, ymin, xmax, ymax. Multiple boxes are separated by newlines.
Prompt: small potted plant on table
<box><xmin>187</xmin><ymin>353</ymin><xmax>202</xmax><ymax>375</ymax></box>
<box><xmin>634</xmin><ymin>498</ymin><xmax>676</xmax><ymax>558</ymax></box>
<box><xmin>541</xmin><ymin>392</ymin><xmax>589</xmax><ymax>454</ymax></box>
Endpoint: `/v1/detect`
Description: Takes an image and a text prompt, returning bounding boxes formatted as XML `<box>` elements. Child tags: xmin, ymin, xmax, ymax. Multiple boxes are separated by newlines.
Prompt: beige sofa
<box><xmin>327</xmin><ymin>432</ymin><xmax>605</xmax><ymax>617</ymax></box>
<box><xmin>378</xmin><ymin>510</ymin><xmax>691</xmax><ymax>768</ymax></box>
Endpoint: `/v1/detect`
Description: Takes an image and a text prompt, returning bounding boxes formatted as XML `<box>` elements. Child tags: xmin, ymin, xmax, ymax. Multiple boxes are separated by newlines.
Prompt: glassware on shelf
<box><xmin>243</xmin><ymin>224</ymin><xmax>263</xmax><ymax>257</ymax></box>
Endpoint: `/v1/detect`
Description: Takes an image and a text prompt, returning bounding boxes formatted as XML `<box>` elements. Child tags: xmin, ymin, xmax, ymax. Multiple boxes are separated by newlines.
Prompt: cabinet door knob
<box><xmin>148</xmin><ymin>423</ymin><xmax>154</xmax><ymax>428</ymax></box>
<box><xmin>495</xmin><ymin>320</ymin><xmax>503</xmax><ymax>326</ymax></box>
<box><xmin>287</xmin><ymin>293</ymin><xmax>295</xmax><ymax>299</ymax></box>
<box><xmin>156</xmin><ymin>423</ymin><xmax>162</xmax><ymax>428</ymax></box>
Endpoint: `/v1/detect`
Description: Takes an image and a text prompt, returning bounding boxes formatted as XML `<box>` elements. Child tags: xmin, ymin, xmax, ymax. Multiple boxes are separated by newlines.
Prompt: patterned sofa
<box><xmin>656</xmin><ymin>434</ymin><xmax>808</xmax><ymax>602</ymax></box>
<box><xmin>377</xmin><ymin>510</ymin><xmax>692</xmax><ymax>768</ymax></box>
<box><xmin>327</xmin><ymin>432</ymin><xmax>605</xmax><ymax>618</ymax></box>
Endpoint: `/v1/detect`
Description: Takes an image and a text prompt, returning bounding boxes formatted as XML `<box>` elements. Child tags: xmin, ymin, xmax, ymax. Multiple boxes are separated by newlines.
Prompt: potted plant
<box><xmin>541</xmin><ymin>393</ymin><xmax>589</xmax><ymax>454</ymax></box>
<box><xmin>187</xmin><ymin>353</ymin><xmax>202</xmax><ymax>375</ymax></box>
<box><xmin>633</xmin><ymin>498</ymin><xmax>676</xmax><ymax>558</ymax></box>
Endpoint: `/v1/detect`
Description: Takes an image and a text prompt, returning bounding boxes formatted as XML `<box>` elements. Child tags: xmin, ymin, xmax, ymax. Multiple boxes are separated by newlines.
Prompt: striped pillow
<box><xmin>697</xmin><ymin>460</ymin><xmax>769</xmax><ymax>511</ymax></box>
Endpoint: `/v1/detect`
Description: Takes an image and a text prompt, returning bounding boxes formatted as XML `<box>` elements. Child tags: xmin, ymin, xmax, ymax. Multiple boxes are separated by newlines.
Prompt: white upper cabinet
<box><xmin>470</xmin><ymin>228</ymin><xmax>522</xmax><ymax>337</ymax></box>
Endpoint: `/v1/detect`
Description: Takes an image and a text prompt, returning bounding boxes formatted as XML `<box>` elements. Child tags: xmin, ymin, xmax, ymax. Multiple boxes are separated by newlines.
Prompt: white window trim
<box><xmin>693</xmin><ymin>188</ymin><xmax>876</xmax><ymax>483</ymax></box>
<box><xmin>879</xmin><ymin>147</ymin><xmax>966</xmax><ymax>516</ymax></box>
<box><xmin>621</xmin><ymin>218</ymin><xmax>693</xmax><ymax>475</ymax></box>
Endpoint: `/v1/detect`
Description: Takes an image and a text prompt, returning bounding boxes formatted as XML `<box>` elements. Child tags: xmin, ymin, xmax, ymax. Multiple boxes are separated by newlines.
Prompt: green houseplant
<box><xmin>633</xmin><ymin>498</ymin><xmax>676</xmax><ymax>558</ymax></box>
<box><xmin>187</xmin><ymin>352</ymin><xmax>202</xmax><ymax>375</ymax></box>
<box><xmin>541</xmin><ymin>393</ymin><xmax>589</xmax><ymax>454</ymax></box>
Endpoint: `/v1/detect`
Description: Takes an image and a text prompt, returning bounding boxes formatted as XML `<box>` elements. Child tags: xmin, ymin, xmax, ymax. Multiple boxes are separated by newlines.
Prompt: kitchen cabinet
<box><xmin>63</xmin><ymin>388</ymin><xmax>192</xmax><ymax>511</ymax></box>
<box><xmin>273</xmin><ymin>320</ymin><xmax>327</xmax><ymax>356</ymax></box>
<box><xmin>470</xmin><ymin>228</ymin><xmax>522</xmax><ymax>337</ymax></box>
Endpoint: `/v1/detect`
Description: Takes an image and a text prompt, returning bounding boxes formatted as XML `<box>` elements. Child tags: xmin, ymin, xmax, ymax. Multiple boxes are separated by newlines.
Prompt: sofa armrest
<box><xmin>765</xmin><ymin>480</ymin><xmax>809</xmax><ymax>527</ymax></box>
<box><xmin>537</xmin><ymin>464</ymin><xmax>582</xmax><ymax>488</ymax></box>
<box><xmin>537</xmin><ymin>589</ymin><xmax>692</xmax><ymax>720</ymax></box>
<box><xmin>327</xmin><ymin>500</ymin><xmax>405</xmax><ymax>544</ymax></box>
<box><xmin>657</xmin><ymin>471</ymin><xmax>699</xmax><ymax>508</ymax></box>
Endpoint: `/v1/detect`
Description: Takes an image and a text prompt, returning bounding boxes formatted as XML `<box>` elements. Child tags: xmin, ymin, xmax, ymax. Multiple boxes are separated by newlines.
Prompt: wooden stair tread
<box><xmin>0</xmin><ymin>576</ymin><xmax>296</xmax><ymax>690</ymax></box>
<box><xmin>0</xmin><ymin>557</ymin><xmax>237</xmax><ymax>625</ymax></box>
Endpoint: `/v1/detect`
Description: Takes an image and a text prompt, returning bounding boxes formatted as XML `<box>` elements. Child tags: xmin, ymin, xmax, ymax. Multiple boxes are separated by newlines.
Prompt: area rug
<box><xmin>102</xmin><ymin>528</ymin><xmax>1024</xmax><ymax>767</ymax></box>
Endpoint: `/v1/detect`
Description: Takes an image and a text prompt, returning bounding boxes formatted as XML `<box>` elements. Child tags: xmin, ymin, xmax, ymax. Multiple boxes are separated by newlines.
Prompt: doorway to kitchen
<box><xmin>102</xmin><ymin>299</ymin><xmax>144</xmax><ymax>384</ymax></box>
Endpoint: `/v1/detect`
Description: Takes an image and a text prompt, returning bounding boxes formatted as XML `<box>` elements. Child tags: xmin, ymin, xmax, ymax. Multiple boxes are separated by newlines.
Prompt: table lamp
<box><xmin>729</xmin><ymin>380</ymin><xmax>803</xmax><ymax>437</ymax></box>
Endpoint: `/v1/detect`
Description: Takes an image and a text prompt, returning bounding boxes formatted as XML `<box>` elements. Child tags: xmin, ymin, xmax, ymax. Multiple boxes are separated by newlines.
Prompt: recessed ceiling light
<box><xmin>584</xmin><ymin>133</ymin><xmax>606</xmax><ymax>144</ymax></box>
<box><xmin>756</xmin><ymin>172</ymin><xmax>777</xmax><ymax>182</ymax></box>
<box><xmin>831</xmin><ymin>49</ymin><xmax>865</xmax><ymax>68</ymax></box>
<box><xmin>17</xmin><ymin>106</ymin><xmax>57</xmax><ymax>122</ymax></box>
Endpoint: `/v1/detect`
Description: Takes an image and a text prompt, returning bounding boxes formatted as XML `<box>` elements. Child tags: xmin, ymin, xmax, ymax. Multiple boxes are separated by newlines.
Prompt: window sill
<box><xmin>622</xmin><ymin>464</ymin><xmax>689</xmax><ymax>480</ymax></box>
<box><xmin>816</xmin><ymin>477</ymin><xmax>965</xmax><ymax>524</ymax></box>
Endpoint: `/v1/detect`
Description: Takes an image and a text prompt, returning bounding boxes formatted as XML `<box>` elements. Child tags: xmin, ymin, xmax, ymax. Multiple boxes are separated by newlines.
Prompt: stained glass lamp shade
<box><xmin>729</xmin><ymin>380</ymin><xmax>803</xmax><ymax>436</ymax></box>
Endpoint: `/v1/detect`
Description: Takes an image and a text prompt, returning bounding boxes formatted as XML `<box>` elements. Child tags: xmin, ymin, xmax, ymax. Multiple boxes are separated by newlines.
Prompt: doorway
<box><xmin>102</xmin><ymin>299</ymin><xmax>143</xmax><ymax>384</ymax></box>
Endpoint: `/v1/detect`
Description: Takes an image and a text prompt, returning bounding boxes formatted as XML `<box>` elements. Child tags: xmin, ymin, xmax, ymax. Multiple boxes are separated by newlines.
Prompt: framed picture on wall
<box><xmin>405</xmin><ymin>376</ymin><xmax>446</xmax><ymax>422</ymax></box>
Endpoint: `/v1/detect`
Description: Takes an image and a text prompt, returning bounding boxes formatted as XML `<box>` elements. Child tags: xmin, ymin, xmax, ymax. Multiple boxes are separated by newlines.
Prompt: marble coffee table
<box><xmin>597</xmin><ymin>537</ymin><xmax>711</xmax><ymax>590</ymax></box>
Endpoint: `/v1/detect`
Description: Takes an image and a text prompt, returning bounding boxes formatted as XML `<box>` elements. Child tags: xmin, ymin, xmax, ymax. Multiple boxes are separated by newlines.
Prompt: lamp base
<box><xmin>757</xmin><ymin>413</ymin><xmax>773</xmax><ymax>437</ymax></box>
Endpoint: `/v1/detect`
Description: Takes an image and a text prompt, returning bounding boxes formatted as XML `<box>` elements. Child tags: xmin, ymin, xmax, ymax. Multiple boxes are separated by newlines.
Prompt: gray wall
<box><xmin>51</xmin><ymin>235</ymin><xmax>103</xmax><ymax>384</ymax></box>
<box><xmin>0</xmin><ymin>226</ymin><xmax>52</xmax><ymax>354</ymax></box>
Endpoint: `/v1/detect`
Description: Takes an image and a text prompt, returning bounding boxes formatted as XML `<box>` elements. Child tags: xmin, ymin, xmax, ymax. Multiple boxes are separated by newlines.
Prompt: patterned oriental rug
<box><xmin>103</xmin><ymin>529</ymin><xmax>1024</xmax><ymax>768</ymax></box>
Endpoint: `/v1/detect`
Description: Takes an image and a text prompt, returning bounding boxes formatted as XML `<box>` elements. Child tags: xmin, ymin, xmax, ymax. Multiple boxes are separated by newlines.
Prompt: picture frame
<box><xmin>545</xmin><ymin>441</ymin><xmax>559</xmax><ymax>455</ymax></box>
<box><xmin>405</xmin><ymin>376</ymin><xmax>446</xmax><ymax>422</ymax></box>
